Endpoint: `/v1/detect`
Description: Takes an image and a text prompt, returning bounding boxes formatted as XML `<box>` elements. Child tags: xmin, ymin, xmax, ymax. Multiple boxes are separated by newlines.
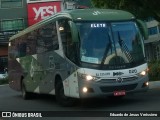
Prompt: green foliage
<box><xmin>148</xmin><ymin>60</ymin><xmax>160</xmax><ymax>81</ymax></box>
<box><xmin>91</xmin><ymin>0</ymin><xmax>160</xmax><ymax>21</ymax></box>
<box><xmin>0</xmin><ymin>77</ymin><xmax>9</xmax><ymax>85</ymax></box>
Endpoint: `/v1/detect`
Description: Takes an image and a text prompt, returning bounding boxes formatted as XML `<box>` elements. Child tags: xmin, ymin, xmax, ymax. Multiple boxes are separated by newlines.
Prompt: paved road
<box><xmin>0</xmin><ymin>85</ymin><xmax>160</xmax><ymax>120</ymax></box>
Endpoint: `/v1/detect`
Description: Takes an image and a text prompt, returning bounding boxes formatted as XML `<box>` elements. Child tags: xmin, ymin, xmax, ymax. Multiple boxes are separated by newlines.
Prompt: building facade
<box><xmin>145</xmin><ymin>18</ymin><xmax>160</xmax><ymax>61</ymax></box>
<box><xmin>0</xmin><ymin>0</ymin><xmax>91</xmax><ymax>74</ymax></box>
<box><xmin>0</xmin><ymin>0</ymin><xmax>28</xmax><ymax>73</ymax></box>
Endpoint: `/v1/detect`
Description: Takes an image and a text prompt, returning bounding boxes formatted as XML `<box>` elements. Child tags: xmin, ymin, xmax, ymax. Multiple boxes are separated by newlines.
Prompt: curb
<box><xmin>149</xmin><ymin>81</ymin><xmax>160</xmax><ymax>89</ymax></box>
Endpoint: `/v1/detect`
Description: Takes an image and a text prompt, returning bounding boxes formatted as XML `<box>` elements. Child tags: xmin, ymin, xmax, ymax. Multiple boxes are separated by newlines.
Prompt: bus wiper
<box><xmin>118</xmin><ymin>32</ymin><xmax>134</xmax><ymax>62</ymax></box>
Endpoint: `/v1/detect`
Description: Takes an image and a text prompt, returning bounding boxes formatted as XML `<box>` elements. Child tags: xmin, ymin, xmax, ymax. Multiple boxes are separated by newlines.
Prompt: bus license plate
<box><xmin>114</xmin><ymin>90</ymin><xmax>126</xmax><ymax>96</ymax></box>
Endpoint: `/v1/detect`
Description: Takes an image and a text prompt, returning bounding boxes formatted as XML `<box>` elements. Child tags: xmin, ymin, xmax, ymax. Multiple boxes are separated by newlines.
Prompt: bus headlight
<box><xmin>84</xmin><ymin>75</ymin><xmax>95</xmax><ymax>81</ymax></box>
<box><xmin>79</xmin><ymin>73</ymin><xmax>96</xmax><ymax>81</ymax></box>
<box><xmin>83</xmin><ymin>87</ymin><xmax>88</xmax><ymax>93</ymax></box>
<box><xmin>140</xmin><ymin>69</ymin><xmax>148</xmax><ymax>76</ymax></box>
<box><xmin>86</xmin><ymin>75</ymin><xmax>94</xmax><ymax>81</ymax></box>
<box><xmin>140</xmin><ymin>71</ymin><xmax>146</xmax><ymax>76</ymax></box>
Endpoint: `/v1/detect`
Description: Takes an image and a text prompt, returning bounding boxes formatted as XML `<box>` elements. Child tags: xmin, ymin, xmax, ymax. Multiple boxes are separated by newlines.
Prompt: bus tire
<box><xmin>21</xmin><ymin>81</ymin><xmax>31</xmax><ymax>100</ymax></box>
<box><xmin>55</xmin><ymin>81</ymin><xmax>76</xmax><ymax>107</ymax></box>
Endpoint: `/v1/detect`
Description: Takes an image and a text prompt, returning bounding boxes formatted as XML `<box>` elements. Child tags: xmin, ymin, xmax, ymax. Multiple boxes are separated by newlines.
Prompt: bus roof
<box><xmin>9</xmin><ymin>9</ymin><xmax>135</xmax><ymax>41</ymax></box>
<box><xmin>64</xmin><ymin>8</ymin><xmax>135</xmax><ymax>21</ymax></box>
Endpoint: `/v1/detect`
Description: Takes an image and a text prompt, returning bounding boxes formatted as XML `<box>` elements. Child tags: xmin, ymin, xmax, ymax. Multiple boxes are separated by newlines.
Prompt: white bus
<box><xmin>8</xmin><ymin>9</ymin><xmax>149</xmax><ymax>106</ymax></box>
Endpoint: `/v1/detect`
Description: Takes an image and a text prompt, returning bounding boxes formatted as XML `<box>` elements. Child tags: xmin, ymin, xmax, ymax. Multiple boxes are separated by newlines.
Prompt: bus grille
<box><xmin>99</xmin><ymin>76</ymin><xmax>138</xmax><ymax>83</ymax></box>
<box><xmin>100</xmin><ymin>83</ymin><xmax>138</xmax><ymax>93</ymax></box>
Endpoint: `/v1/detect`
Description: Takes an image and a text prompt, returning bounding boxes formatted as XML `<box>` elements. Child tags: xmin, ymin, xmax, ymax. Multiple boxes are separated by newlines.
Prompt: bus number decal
<box><xmin>129</xmin><ymin>69</ymin><xmax>137</xmax><ymax>74</ymax></box>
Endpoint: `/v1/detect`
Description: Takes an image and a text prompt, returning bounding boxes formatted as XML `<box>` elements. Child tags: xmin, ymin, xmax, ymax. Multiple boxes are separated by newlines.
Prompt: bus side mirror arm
<box><xmin>68</xmin><ymin>21</ymin><xmax>81</xmax><ymax>65</ymax></box>
<box><xmin>68</xmin><ymin>21</ymin><xmax>79</xmax><ymax>42</ymax></box>
<box><xmin>136</xmin><ymin>19</ymin><xmax>149</xmax><ymax>40</ymax></box>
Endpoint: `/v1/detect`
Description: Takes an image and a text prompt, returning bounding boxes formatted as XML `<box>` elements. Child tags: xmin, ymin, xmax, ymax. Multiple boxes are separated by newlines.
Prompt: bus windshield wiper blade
<box><xmin>118</xmin><ymin>32</ymin><xmax>134</xmax><ymax>62</ymax></box>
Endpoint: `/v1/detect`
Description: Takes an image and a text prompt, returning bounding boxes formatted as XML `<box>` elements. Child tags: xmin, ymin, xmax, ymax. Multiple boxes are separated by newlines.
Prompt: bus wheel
<box><xmin>55</xmin><ymin>81</ymin><xmax>76</xmax><ymax>107</ymax></box>
<box><xmin>21</xmin><ymin>81</ymin><xmax>31</xmax><ymax>100</ymax></box>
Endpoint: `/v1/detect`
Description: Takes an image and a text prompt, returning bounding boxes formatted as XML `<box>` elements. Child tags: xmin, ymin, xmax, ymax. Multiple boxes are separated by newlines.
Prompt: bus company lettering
<box><xmin>113</xmin><ymin>72</ymin><xmax>124</xmax><ymax>76</ymax></box>
<box><xmin>96</xmin><ymin>72</ymin><xmax>110</xmax><ymax>77</ymax></box>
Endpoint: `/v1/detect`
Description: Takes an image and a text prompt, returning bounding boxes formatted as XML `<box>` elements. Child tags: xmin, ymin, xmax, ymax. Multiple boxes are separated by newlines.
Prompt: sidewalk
<box><xmin>149</xmin><ymin>81</ymin><xmax>160</xmax><ymax>89</ymax></box>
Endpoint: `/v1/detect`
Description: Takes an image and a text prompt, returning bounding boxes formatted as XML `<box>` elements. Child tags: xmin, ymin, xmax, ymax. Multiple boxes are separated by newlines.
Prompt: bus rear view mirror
<box><xmin>68</xmin><ymin>21</ymin><xmax>79</xmax><ymax>42</ymax></box>
<box><xmin>136</xmin><ymin>19</ymin><xmax>149</xmax><ymax>40</ymax></box>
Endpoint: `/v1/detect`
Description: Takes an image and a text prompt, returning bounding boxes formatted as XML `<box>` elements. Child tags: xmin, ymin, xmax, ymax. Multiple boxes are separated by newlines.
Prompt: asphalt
<box><xmin>0</xmin><ymin>80</ymin><xmax>160</xmax><ymax>89</ymax></box>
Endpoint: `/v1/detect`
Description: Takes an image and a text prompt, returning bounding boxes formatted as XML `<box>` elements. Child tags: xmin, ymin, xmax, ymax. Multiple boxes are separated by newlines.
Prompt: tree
<box><xmin>91</xmin><ymin>0</ymin><xmax>160</xmax><ymax>21</ymax></box>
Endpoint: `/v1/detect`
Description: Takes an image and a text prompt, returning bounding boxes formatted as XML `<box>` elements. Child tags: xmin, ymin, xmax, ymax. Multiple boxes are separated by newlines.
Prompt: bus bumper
<box><xmin>78</xmin><ymin>75</ymin><xmax>149</xmax><ymax>98</ymax></box>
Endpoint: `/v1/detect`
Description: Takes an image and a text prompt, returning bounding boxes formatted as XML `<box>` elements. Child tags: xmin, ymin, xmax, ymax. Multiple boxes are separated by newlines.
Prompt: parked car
<box><xmin>0</xmin><ymin>72</ymin><xmax>8</xmax><ymax>80</ymax></box>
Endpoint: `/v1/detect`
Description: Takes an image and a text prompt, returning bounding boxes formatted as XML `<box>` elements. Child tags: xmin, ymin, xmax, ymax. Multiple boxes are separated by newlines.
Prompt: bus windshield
<box><xmin>77</xmin><ymin>21</ymin><xmax>144</xmax><ymax>67</ymax></box>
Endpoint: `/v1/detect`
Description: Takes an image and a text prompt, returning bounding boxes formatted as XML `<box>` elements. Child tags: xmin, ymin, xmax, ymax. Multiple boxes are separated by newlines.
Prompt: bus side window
<box><xmin>26</xmin><ymin>32</ymin><xmax>36</xmax><ymax>55</ymax></box>
<box><xmin>9</xmin><ymin>41</ymin><xmax>18</xmax><ymax>59</ymax></box>
<box><xmin>52</xmin><ymin>22</ymin><xmax>59</xmax><ymax>50</ymax></box>
<box><xmin>37</xmin><ymin>27</ymin><xmax>46</xmax><ymax>53</ymax></box>
<box><xmin>17</xmin><ymin>37</ymin><xmax>27</xmax><ymax>57</ymax></box>
<box><xmin>37</xmin><ymin>22</ymin><xmax>59</xmax><ymax>53</ymax></box>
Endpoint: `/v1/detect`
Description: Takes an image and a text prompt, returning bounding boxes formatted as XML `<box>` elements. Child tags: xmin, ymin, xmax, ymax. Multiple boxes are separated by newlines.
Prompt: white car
<box><xmin>0</xmin><ymin>73</ymin><xmax>8</xmax><ymax>80</ymax></box>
